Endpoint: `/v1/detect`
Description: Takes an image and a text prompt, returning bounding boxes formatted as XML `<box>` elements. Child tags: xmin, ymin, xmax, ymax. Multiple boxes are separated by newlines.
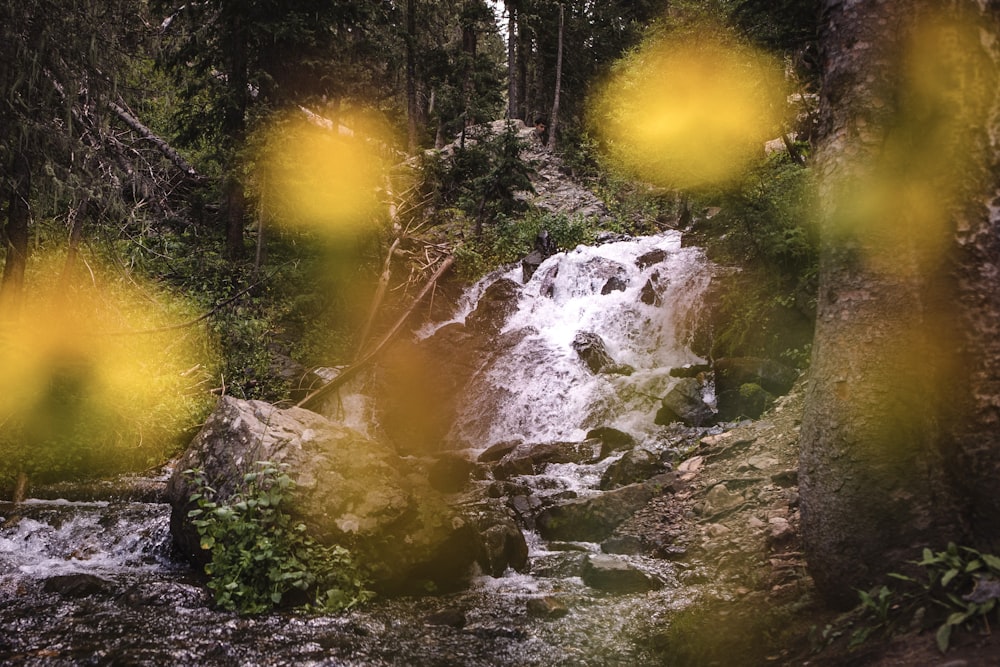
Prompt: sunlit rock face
<box><xmin>167</xmin><ymin>396</ymin><xmax>482</xmax><ymax>594</ymax></box>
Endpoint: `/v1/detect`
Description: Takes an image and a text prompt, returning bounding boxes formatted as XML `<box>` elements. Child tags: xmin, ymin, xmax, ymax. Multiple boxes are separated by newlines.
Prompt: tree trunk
<box><xmin>506</xmin><ymin>1</ymin><xmax>518</xmax><ymax>119</ymax></box>
<box><xmin>800</xmin><ymin>0</ymin><xmax>1000</xmax><ymax>607</ymax></box>
<box><xmin>222</xmin><ymin>6</ymin><xmax>249</xmax><ymax>262</ymax></box>
<box><xmin>406</xmin><ymin>0</ymin><xmax>419</xmax><ymax>154</ymax></box>
<box><xmin>546</xmin><ymin>3</ymin><xmax>564</xmax><ymax>152</ymax></box>
<box><xmin>517</xmin><ymin>10</ymin><xmax>529</xmax><ymax>121</ymax></box>
<box><xmin>0</xmin><ymin>152</ymin><xmax>31</xmax><ymax>317</ymax></box>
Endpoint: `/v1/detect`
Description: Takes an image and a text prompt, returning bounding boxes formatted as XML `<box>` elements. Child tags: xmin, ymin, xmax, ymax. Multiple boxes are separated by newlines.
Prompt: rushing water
<box><xmin>1</xmin><ymin>232</ymin><xmax>716</xmax><ymax>666</ymax></box>
<box><xmin>437</xmin><ymin>232</ymin><xmax>712</xmax><ymax>450</ymax></box>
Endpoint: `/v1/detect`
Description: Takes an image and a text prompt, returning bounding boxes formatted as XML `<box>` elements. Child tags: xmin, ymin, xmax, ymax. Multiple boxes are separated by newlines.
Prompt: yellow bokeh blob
<box><xmin>257</xmin><ymin>115</ymin><xmax>386</xmax><ymax>235</ymax></box>
<box><xmin>0</xmin><ymin>253</ymin><xmax>211</xmax><ymax>479</ymax></box>
<box><xmin>592</xmin><ymin>33</ymin><xmax>788</xmax><ymax>189</ymax></box>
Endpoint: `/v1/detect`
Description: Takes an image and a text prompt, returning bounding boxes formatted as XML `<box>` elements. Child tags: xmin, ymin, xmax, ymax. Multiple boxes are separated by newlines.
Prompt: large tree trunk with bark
<box><xmin>801</xmin><ymin>0</ymin><xmax>1000</xmax><ymax>607</ymax></box>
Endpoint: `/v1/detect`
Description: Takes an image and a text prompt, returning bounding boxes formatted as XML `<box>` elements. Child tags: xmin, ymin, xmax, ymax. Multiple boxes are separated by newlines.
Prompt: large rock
<box><xmin>167</xmin><ymin>397</ymin><xmax>479</xmax><ymax>594</ymax></box>
<box><xmin>492</xmin><ymin>440</ymin><xmax>602</xmax><ymax>481</ymax></box>
<box><xmin>655</xmin><ymin>377</ymin><xmax>716</xmax><ymax>426</ymax></box>
<box><xmin>535</xmin><ymin>475</ymin><xmax>678</xmax><ymax>542</ymax></box>
<box><xmin>466</xmin><ymin>278</ymin><xmax>522</xmax><ymax>336</ymax></box>
<box><xmin>714</xmin><ymin>357</ymin><xmax>798</xmax><ymax>421</ymax></box>
<box><xmin>600</xmin><ymin>449</ymin><xmax>666</xmax><ymax>490</ymax></box>
<box><xmin>581</xmin><ymin>554</ymin><xmax>662</xmax><ymax>593</ymax></box>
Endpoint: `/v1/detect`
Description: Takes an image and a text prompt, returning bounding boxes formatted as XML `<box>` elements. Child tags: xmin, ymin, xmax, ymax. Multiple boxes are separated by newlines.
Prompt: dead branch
<box><xmin>296</xmin><ymin>255</ymin><xmax>455</xmax><ymax>410</ymax></box>
<box><xmin>353</xmin><ymin>236</ymin><xmax>401</xmax><ymax>360</ymax></box>
<box><xmin>110</xmin><ymin>100</ymin><xmax>201</xmax><ymax>179</ymax></box>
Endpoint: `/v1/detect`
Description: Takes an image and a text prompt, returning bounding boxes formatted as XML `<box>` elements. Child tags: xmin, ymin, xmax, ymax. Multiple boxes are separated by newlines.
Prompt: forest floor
<box><xmin>655</xmin><ymin>376</ymin><xmax>1000</xmax><ymax>666</ymax></box>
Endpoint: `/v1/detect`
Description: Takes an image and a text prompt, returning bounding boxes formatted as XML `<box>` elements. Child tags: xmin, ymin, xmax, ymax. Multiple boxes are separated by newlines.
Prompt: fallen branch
<box><xmin>353</xmin><ymin>236</ymin><xmax>401</xmax><ymax>360</ymax></box>
<box><xmin>297</xmin><ymin>255</ymin><xmax>455</xmax><ymax>410</ymax></box>
<box><xmin>110</xmin><ymin>100</ymin><xmax>202</xmax><ymax>179</ymax></box>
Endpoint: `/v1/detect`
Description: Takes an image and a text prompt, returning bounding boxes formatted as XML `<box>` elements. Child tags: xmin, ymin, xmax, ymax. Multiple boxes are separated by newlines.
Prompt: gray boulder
<box><xmin>581</xmin><ymin>554</ymin><xmax>662</xmax><ymax>593</ymax></box>
<box><xmin>655</xmin><ymin>377</ymin><xmax>716</xmax><ymax>426</ymax></box>
<box><xmin>167</xmin><ymin>397</ymin><xmax>479</xmax><ymax>594</ymax></box>
<box><xmin>535</xmin><ymin>474</ymin><xmax>678</xmax><ymax>541</ymax></box>
<box><xmin>600</xmin><ymin>449</ymin><xmax>666</xmax><ymax>490</ymax></box>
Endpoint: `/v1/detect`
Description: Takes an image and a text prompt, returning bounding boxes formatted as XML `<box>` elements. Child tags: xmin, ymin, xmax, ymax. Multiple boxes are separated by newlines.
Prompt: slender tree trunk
<box><xmin>406</xmin><ymin>0</ymin><xmax>419</xmax><ymax>154</ymax></box>
<box><xmin>222</xmin><ymin>7</ymin><xmax>248</xmax><ymax>262</ymax></box>
<box><xmin>506</xmin><ymin>1</ymin><xmax>518</xmax><ymax>119</ymax></box>
<box><xmin>59</xmin><ymin>198</ymin><xmax>89</xmax><ymax>287</ymax></box>
<box><xmin>800</xmin><ymin>0</ymin><xmax>1000</xmax><ymax>606</ymax></box>
<box><xmin>546</xmin><ymin>4</ymin><xmax>564</xmax><ymax>151</ymax></box>
<box><xmin>517</xmin><ymin>11</ymin><xmax>529</xmax><ymax>121</ymax></box>
<box><xmin>0</xmin><ymin>152</ymin><xmax>31</xmax><ymax>317</ymax></box>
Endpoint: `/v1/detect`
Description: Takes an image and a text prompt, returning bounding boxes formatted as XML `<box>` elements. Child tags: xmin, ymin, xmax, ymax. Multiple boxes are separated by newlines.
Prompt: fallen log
<box><xmin>110</xmin><ymin>100</ymin><xmax>202</xmax><ymax>179</ymax></box>
<box><xmin>296</xmin><ymin>255</ymin><xmax>455</xmax><ymax>410</ymax></box>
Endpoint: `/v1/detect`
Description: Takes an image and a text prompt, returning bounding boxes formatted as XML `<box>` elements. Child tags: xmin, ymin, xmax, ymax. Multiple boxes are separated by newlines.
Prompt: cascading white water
<box><xmin>438</xmin><ymin>232</ymin><xmax>713</xmax><ymax>450</ymax></box>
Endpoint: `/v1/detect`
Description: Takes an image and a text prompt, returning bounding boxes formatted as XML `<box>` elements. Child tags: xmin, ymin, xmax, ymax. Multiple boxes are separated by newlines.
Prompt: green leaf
<box><xmin>941</xmin><ymin>568</ymin><xmax>960</xmax><ymax>587</ymax></box>
<box><xmin>982</xmin><ymin>553</ymin><xmax>1000</xmax><ymax>572</ymax></box>
<box><xmin>936</xmin><ymin>623</ymin><xmax>952</xmax><ymax>653</ymax></box>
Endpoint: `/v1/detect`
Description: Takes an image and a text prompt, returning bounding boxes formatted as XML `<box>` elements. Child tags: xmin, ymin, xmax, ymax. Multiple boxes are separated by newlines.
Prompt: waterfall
<box><xmin>434</xmin><ymin>231</ymin><xmax>713</xmax><ymax>450</ymax></box>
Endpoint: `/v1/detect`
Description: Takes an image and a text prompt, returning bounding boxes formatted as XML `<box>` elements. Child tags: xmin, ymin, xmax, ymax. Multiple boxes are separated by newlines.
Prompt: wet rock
<box><xmin>167</xmin><ymin>396</ymin><xmax>479</xmax><ymax>595</ymax></box>
<box><xmin>42</xmin><ymin>573</ymin><xmax>115</xmax><ymax>598</ymax></box>
<box><xmin>531</xmin><ymin>551</ymin><xmax>587</xmax><ymax>579</ymax></box>
<box><xmin>522</xmin><ymin>250</ymin><xmax>546</xmax><ymax>283</ymax></box>
<box><xmin>601</xmin><ymin>534</ymin><xmax>646</xmax><ymax>555</ymax></box>
<box><xmin>475</xmin><ymin>514</ymin><xmax>529</xmax><ymax>577</ymax></box>
<box><xmin>655</xmin><ymin>378</ymin><xmax>716</xmax><ymax>427</ymax></box>
<box><xmin>668</xmin><ymin>364</ymin><xmax>712</xmax><ymax>379</ymax></box>
<box><xmin>581</xmin><ymin>554</ymin><xmax>662</xmax><ymax>593</ymax></box>
<box><xmin>536</xmin><ymin>477</ymin><xmax>675</xmax><ymax>541</ymax></box>
<box><xmin>600</xmin><ymin>449</ymin><xmax>666</xmax><ymax>490</ymax></box>
<box><xmin>477</xmin><ymin>440</ymin><xmax>521</xmax><ymax>463</ymax></box>
<box><xmin>466</xmin><ymin>278</ymin><xmax>522</xmax><ymax>336</ymax></box>
<box><xmin>586</xmin><ymin>426</ymin><xmax>637</xmax><ymax>458</ymax></box>
<box><xmin>572</xmin><ymin>331</ymin><xmax>616</xmax><ymax>374</ymax></box>
<box><xmin>526</xmin><ymin>596</ymin><xmax>569</xmax><ymax>619</ymax></box>
<box><xmin>635</xmin><ymin>249</ymin><xmax>667</xmax><ymax>269</ymax></box>
<box><xmin>521</xmin><ymin>232</ymin><xmax>558</xmax><ymax>283</ymax></box>
<box><xmin>425</xmin><ymin>608</ymin><xmax>466</xmax><ymax>628</ymax></box>
<box><xmin>601</xmin><ymin>275</ymin><xmax>628</xmax><ymax>294</ymax></box>
<box><xmin>493</xmin><ymin>440</ymin><xmax>602</xmax><ymax>480</ymax></box>
<box><xmin>640</xmin><ymin>277</ymin><xmax>661</xmax><ymax>306</ymax></box>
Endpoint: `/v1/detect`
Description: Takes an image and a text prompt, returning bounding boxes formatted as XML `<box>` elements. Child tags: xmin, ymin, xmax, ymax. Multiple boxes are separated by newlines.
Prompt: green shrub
<box><xmin>846</xmin><ymin>543</ymin><xmax>1000</xmax><ymax>653</ymax></box>
<box><xmin>186</xmin><ymin>462</ymin><xmax>373</xmax><ymax>615</ymax></box>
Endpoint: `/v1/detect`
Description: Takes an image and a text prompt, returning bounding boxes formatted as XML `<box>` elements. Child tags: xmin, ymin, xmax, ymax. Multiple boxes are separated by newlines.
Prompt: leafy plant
<box><xmin>849</xmin><ymin>543</ymin><xmax>1000</xmax><ymax>653</ymax></box>
<box><xmin>185</xmin><ymin>462</ymin><xmax>373</xmax><ymax>615</ymax></box>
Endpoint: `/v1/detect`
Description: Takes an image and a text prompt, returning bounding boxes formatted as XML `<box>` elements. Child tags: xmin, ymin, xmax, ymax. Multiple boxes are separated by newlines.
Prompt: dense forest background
<box><xmin>0</xmin><ymin>0</ymin><xmax>818</xmax><ymax>487</ymax></box>
<box><xmin>5</xmin><ymin>0</ymin><xmax>1000</xmax><ymax>663</ymax></box>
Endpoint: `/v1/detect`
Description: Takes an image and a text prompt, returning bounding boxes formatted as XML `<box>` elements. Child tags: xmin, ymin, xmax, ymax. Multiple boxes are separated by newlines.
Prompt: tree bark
<box><xmin>222</xmin><ymin>5</ymin><xmax>249</xmax><ymax>262</ymax></box>
<box><xmin>546</xmin><ymin>3</ymin><xmax>564</xmax><ymax>152</ymax></box>
<box><xmin>800</xmin><ymin>0</ymin><xmax>1000</xmax><ymax>606</ymax></box>
<box><xmin>506</xmin><ymin>1</ymin><xmax>518</xmax><ymax>119</ymax></box>
<box><xmin>406</xmin><ymin>0</ymin><xmax>419</xmax><ymax>154</ymax></box>
<box><xmin>0</xmin><ymin>152</ymin><xmax>31</xmax><ymax>317</ymax></box>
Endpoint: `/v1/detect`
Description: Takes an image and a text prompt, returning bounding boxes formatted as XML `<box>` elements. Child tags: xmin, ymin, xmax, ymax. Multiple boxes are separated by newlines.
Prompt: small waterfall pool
<box><xmin>1</xmin><ymin>231</ymin><xmax>720</xmax><ymax>666</ymax></box>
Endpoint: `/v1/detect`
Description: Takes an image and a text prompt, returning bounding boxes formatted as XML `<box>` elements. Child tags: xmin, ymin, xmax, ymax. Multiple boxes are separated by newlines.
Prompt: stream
<box><xmin>1</xmin><ymin>231</ymin><xmax>719</xmax><ymax>666</ymax></box>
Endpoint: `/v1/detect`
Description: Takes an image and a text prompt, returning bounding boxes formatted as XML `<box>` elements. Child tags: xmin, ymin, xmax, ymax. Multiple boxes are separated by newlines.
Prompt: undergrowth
<box><xmin>186</xmin><ymin>462</ymin><xmax>373</xmax><ymax>615</ymax></box>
